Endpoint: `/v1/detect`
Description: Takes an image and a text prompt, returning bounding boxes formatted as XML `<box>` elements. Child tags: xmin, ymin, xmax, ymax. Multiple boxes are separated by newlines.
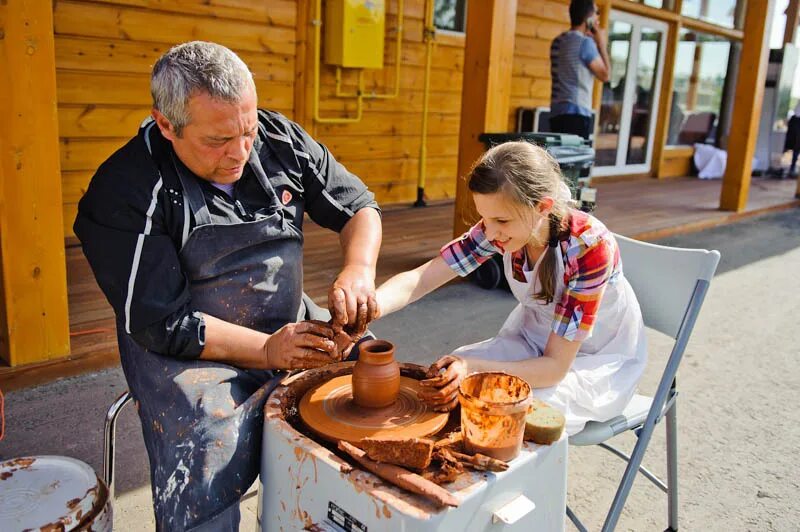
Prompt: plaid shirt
<box><xmin>440</xmin><ymin>210</ymin><xmax>620</xmax><ymax>342</ymax></box>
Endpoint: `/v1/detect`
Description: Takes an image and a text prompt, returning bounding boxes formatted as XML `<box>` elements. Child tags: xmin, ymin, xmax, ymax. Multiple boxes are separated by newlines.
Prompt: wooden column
<box><xmin>652</xmin><ymin>20</ymin><xmax>681</xmax><ymax>178</ymax></box>
<box><xmin>452</xmin><ymin>0</ymin><xmax>518</xmax><ymax>236</ymax></box>
<box><xmin>293</xmin><ymin>0</ymin><xmax>311</xmax><ymax>129</ymax></box>
<box><xmin>685</xmin><ymin>42</ymin><xmax>703</xmax><ymax>109</ymax></box>
<box><xmin>0</xmin><ymin>1</ymin><xmax>71</xmax><ymax>365</ymax></box>
<box><xmin>720</xmin><ymin>0</ymin><xmax>775</xmax><ymax>211</ymax></box>
<box><xmin>592</xmin><ymin>0</ymin><xmax>612</xmax><ymax>110</ymax></box>
<box><xmin>784</xmin><ymin>0</ymin><xmax>800</xmax><ymax>44</ymax></box>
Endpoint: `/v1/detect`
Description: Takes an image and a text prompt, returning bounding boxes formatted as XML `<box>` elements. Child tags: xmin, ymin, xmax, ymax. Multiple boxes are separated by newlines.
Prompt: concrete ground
<box><xmin>1</xmin><ymin>208</ymin><xmax>799</xmax><ymax>531</ymax></box>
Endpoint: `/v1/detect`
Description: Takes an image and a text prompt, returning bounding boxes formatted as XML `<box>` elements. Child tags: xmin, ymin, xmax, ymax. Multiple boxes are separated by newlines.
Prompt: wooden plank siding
<box><xmin>52</xmin><ymin>0</ymin><xmax>580</xmax><ymax>238</ymax></box>
<box><xmin>306</xmin><ymin>0</ymin><xmax>466</xmax><ymax>207</ymax></box>
<box><xmin>508</xmin><ymin>0</ymin><xmax>570</xmax><ymax>128</ymax></box>
<box><xmin>54</xmin><ymin>0</ymin><xmax>298</xmax><ymax>237</ymax></box>
<box><xmin>53</xmin><ymin>0</ymin><xmax>472</xmax><ymax>237</ymax></box>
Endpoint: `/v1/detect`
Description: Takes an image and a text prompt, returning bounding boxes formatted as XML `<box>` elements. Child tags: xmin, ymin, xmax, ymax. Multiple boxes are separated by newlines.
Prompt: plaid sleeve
<box><xmin>552</xmin><ymin>236</ymin><xmax>616</xmax><ymax>342</ymax></box>
<box><xmin>439</xmin><ymin>221</ymin><xmax>500</xmax><ymax>277</ymax></box>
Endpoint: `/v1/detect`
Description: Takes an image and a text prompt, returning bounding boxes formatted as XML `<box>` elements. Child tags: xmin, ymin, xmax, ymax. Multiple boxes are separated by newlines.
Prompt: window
<box><xmin>434</xmin><ymin>0</ymin><xmax>467</xmax><ymax>33</ymax></box>
<box><xmin>667</xmin><ymin>30</ymin><xmax>733</xmax><ymax>146</ymax></box>
<box><xmin>681</xmin><ymin>0</ymin><xmax>740</xmax><ymax>29</ymax></box>
<box><xmin>626</xmin><ymin>0</ymin><xmax>668</xmax><ymax>8</ymax></box>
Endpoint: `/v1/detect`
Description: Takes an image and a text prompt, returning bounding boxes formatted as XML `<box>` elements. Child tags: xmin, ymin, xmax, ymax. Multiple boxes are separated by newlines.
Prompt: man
<box><xmin>75</xmin><ymin>42</ymin><xmax>382</xmax><ymax>531</ymax></box>
<box><xmin>549</xmin><ymin>0</ymin><xmax>611</xmax><ymax>139</ymax></box>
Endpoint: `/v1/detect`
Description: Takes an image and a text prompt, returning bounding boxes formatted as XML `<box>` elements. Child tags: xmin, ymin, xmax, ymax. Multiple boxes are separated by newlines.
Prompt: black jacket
<box><xmin>75</xmin><ymin>110</ymin><xmax>378</xmax><ymax>359</ymax></box>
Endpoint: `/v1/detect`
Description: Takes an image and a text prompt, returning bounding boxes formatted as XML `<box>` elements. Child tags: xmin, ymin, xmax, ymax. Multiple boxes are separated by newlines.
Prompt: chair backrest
<box><xmin>615</xmin><ymin>234</ymin><xmax>720</xmax><ymax>339</ymax></box>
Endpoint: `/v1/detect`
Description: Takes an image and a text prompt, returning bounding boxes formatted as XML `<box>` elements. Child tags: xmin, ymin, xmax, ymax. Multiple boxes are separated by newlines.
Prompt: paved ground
<box><xmin>2</xmin><ymin>208</ymin><xmax>799</xmax><ymax>531</ymax></box>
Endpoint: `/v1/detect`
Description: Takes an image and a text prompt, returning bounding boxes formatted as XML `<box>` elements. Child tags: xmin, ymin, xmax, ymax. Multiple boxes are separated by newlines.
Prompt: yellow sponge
<box><xmin>524</xmin><ymin>399</ymin><xmax>566</xmax><ymax>445</ymax></box>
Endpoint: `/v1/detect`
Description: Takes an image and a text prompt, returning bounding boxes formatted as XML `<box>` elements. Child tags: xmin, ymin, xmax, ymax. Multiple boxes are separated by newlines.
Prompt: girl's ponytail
<box><xmin>534</xmin><ymin>213</ymin><xmax>565</xmax><ymax>304</ymax></box>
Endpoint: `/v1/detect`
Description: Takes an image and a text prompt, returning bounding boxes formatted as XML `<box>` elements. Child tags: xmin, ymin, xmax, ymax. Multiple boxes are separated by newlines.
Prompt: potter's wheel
<box><xmin>298</xmin><ymin>375</ymin><xmax>449</xmax><ymax>443</ymax></box>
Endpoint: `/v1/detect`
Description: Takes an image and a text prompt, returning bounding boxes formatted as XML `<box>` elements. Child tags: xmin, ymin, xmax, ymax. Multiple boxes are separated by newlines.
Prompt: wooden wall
<box><xmin>509</xmin><ymin>0</ymin><xmax>570</xmax><ymax>129</ymax></box>
<box><xmin>55</xmin><ymin>0</ymin><xmax>298</xmax><ymax>238</ymax></box>
<box><xmin>306</xmin><ymin>0</ymin><xmax>465</xmax><ymax>207</ymax></box>
<box><xmin>54</xmin><ymin>0</ymin><xmax>571</xmax><ymax>238</ymax></box>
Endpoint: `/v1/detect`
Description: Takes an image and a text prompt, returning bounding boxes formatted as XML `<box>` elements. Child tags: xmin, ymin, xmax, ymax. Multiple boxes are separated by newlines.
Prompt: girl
<box><xmin>375</xmin><ymin>141</ymin><xmax>647</xmax><ymax>435</ymax></box>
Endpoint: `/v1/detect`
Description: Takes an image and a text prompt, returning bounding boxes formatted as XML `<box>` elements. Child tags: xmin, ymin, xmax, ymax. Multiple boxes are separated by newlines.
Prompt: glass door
<box><xmin>594</xmin><ymin>11</ymin><xmax>668</xmax><ymax>176</ymax></box>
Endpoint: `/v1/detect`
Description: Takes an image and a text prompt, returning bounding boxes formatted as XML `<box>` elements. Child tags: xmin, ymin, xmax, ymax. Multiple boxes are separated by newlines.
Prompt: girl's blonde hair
<box><xmin>468</xmin><ymin>141</ymin><xmax>571</xmax><ymax>304</ymax></box>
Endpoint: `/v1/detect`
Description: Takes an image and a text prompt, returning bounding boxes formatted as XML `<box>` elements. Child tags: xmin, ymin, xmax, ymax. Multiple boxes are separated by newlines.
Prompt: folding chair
<box><xmin>103</xmin><ymin>390</ymin><xmax>134</xmax><ymax>499</ymax></box>
<box><xmin>567</xmin><ymin>234</ymin><xmax>720</xmax><ymax>532</ymax></box>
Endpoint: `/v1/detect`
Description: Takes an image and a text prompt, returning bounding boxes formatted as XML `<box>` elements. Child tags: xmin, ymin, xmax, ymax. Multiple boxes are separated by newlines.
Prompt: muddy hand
<box><xmin>308</xmin><ymin>319</ymin><xmax>354</xmax><ymax>361</ymax></box>
<box><xmin>419</xmin><ymin>355</ymin><xmax>467</xmax><ymax>412</ymax></box>
<box><xmin>328</xmin><ymin>271</ymin><xmax>379</xmax><ymax>329</ymax></box>
<box><xmin>265</xmin><ymin>321</ymin><xmax>337</xmax><ymax>370</ymax></box>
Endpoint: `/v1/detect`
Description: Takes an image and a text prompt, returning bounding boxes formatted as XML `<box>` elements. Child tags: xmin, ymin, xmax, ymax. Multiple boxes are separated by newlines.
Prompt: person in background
<box><xmin>375</xmin><ymin>141</ymin><xmax>647</xmax><ymax>435</ymax></box>
<box><xmin>783</xmin><ymin>102</ymin><xmax>800</xmax><ymax>177</ymax></box>
<box><xmin>549</xmin><ymin>0</ymin><xmax>611</xmax><ymax>139</ymax></box>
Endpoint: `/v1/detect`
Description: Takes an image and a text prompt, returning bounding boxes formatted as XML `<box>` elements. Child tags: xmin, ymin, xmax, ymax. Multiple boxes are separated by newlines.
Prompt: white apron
<box><xmin>453</xmin><ymin>244</ymin><xmax>647</xmax><ymax>435</ymax></box>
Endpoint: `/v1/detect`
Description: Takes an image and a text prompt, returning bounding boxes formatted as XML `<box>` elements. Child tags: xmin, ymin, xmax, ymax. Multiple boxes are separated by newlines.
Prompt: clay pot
<box><xmin>352</xmin><ymin>339</ymin><xmax>400</xmax><ymax>408</ymax></box>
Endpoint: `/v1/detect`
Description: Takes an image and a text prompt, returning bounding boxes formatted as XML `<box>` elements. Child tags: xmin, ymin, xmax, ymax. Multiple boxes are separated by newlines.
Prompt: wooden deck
<box><xmin>2</xmin><ymin>176</ymin><xmax>797</xmax><ymax>389</ymax></box>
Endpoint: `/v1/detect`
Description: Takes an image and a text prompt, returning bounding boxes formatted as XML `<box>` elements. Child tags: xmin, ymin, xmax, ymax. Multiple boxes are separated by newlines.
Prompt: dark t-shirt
<box><xmin>75</xmin><ymin>109</ymin><xmax>379</xmax><ymax>359</ymax></box>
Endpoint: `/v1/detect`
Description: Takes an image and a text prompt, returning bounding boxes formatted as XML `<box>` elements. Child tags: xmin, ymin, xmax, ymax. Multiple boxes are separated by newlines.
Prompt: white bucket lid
<box><xmin>0</xmin><ymin>455</ymin><xmax>107</xmax><ymax>531</ymax></box>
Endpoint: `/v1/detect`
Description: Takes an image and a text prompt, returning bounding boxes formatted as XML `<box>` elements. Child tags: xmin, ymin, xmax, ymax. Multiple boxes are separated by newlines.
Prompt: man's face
<box><xmin>153</xmin><ymin>83</ymin><xmax>258</xmax><ymax>184</ymax></box>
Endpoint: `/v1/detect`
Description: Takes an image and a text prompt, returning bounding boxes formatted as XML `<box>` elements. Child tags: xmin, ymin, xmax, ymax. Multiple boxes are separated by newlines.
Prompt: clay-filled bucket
<box><xmin>458</xmin><ymin>372</ymin><xmax>533</xmax><ymax>461</ymax></box>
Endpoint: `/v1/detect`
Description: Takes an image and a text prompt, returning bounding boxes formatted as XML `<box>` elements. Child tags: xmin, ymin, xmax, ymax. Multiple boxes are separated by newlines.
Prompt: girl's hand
<box><xmin>418</xmin><ymin>355</ymin><xmax>468</xmax><ymax>412</ymax></box>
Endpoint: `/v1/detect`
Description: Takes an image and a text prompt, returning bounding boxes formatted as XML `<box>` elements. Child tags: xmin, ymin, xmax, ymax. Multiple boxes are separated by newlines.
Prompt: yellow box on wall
<box><xmin>325</xmin><ymin>0</ymin><xmax>385</xmax><ymax>69</ymax></box>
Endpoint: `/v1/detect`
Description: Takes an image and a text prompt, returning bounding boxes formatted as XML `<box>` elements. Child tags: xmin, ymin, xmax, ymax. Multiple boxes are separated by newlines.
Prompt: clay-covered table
<box><xmin>259</xmin><ymin>362</ymin><xmax>567</xmax><ymax>531</ymax></box>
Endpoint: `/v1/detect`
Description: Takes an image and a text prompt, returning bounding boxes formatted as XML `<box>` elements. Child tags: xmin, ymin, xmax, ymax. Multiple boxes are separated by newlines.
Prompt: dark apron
<box><xmin>118</xmin><ymin>146</ymin><xmax>321</xmax><ymax>531</ymax></box>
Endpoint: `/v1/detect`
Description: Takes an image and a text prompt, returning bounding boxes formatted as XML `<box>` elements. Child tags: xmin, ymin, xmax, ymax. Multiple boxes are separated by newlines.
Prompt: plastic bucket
<box><xmin>458</xmin><ymin>372</ymin><xmax>533</xmax><ymax>461</ymax></box>
<box><xmin>0</xmin><ymin>456</ymin><xmax>113</xmax><ymax>531</ymax></box>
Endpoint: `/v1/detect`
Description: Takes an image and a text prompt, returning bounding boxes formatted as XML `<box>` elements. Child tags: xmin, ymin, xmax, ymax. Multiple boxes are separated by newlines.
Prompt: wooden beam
<box><xmin>784</xmin><ymin>0</ymin><xmax>800</xmax><ymax>44</ymax></box>
<box><xmin>611</xmin><ymin>0</ymin><xmax>743</xmax><ymax>41</ymax></box>
<box><xmin>652</xmin><ymin>21</ymin><xmax>681</xmax><ymax>178</ymax></box>
<box><xmin>453</xmin><ymin>0</ymin><xmax>518</xmax><ymax>236</ymax></box>
<box><xmin>0</xmin><ymin>0</ymin><xmax>71</xmax><ymax>365</ymax></box>
<box><xmin>681</xmin><ymin>16</ymin><xmax>744</xmax><ymax>42</ymax></box>
<box><xmin>592</xmin><ymin>0</ymin><xmax>612</xmax><ymax>111</ymax></box>
<box><xmin>293</xmin><ymin>0</ymin><xmax>310</xmax><ymax>128</ymax></box>
<box><xmin>612</xmin><ymin>0</ymin><xmax>680</xmax><ymax>23</ymax></box>
<box><xmin>685</xmin><ymin>38</ymin><xmax>704</xmax><ymax>109</ymax></box>
<box><xmin>720</xmin><ymin>0</ymin><xmax>775</xmax><ymax>211</ymax></box>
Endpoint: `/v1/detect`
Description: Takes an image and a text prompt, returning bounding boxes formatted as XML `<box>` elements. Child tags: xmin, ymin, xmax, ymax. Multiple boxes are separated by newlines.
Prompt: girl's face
<box><xmin>473</xmin><ymin>192</ymin><xmax>552</xmax><ymax>253</ymax></box>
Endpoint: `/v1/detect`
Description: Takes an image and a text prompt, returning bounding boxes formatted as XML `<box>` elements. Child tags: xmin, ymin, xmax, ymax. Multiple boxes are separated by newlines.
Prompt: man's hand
<box><xmin>264</xmin><ymin>321</ymin><xmax>338</xmax><ymax>370</ymax></box>
<box><xmin>418</xmin><ymin>355</ymin><xmax>469</xmax><ymax>412</ymax></box>
<box><xmin>591</xmin><ymin>26</ymin><xmax>607</xmax><ymax>46</ymax></box>
<box><xmin>329</xmin><ymin>266</ymin><xmax>379</xmax><ymax>330</ymax></box>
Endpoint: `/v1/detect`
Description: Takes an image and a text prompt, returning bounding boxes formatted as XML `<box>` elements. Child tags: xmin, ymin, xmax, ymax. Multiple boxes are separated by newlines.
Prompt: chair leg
<box><xmin>601</xmin><ymin>417</ymin><xmax>660</xmax><ymax>532</ymax></box>
<box><xmin>103</xmin><ymin>391</ymin><xmax>134</xmax><ymax>499</ymax></box>
<box><xmin>566</xmin><ymin>505</ymin><xmax>589</xmax><ymax>532</ymax></box>
<box><xmin>597</xmin><ymin>442</ymin><xmax>668</xmax><ymax>492</ymax></box>
<box><xmin>666</xmin><ymin>399</ymin><xmax>679</xmax><ymax>531</ymax></box>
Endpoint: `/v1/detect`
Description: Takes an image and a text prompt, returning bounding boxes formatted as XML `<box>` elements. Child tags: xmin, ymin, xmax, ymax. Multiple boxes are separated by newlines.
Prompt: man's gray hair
<box><xmin>151</xmin><ymin>41</ymin><xmax>254</xmax><ymax>135</ymax></box>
